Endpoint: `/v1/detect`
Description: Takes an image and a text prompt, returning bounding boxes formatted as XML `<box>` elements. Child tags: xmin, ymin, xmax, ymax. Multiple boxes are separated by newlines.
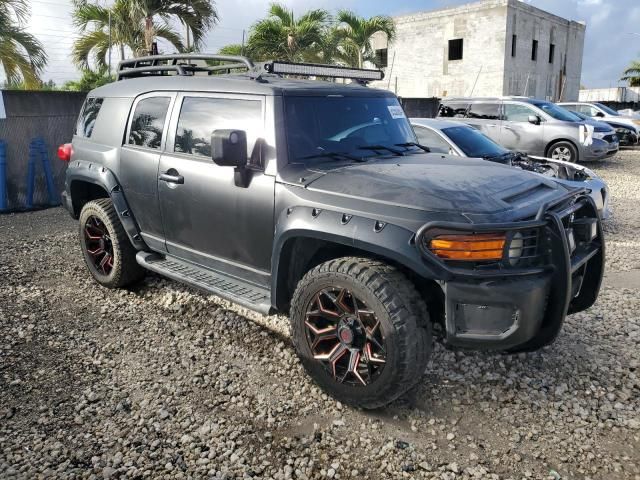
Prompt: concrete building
<box><xmin>369</xmin><ymin>0</ymin><xmax>586</xmax><ymax>101</ymax></box>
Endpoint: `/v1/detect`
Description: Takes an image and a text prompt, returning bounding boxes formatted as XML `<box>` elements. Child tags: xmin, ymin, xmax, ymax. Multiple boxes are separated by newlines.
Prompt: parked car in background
<box><xmin>438</xmin><ymin>97</ymin><xmax>618</xmax><ymax>162</ymax></box>
<box><xmin>411</xmin><ymin>118</ymin><xmax>610</xmax><ymax>219</ymax></box>
<box><xmin>565</xmin><ymin>108</ymin><xmax>639</xmax><ymax>147</ymax></box>
<box><xmin>558</xmin><ymin>101</ymin><xmax>640</xmax><ymax>145</ymax></box>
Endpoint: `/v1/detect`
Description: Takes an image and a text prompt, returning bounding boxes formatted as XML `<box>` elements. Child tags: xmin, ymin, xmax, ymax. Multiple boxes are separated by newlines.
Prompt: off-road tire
<box><xmin>78</xmin><ymin>198</ymin><xmax>145</xmax><ymax>288</ymax></box>
<box><xmin>290</xmin><ymin>257</ymin><xmax>432</xmax><ymax>409</ymax></box>
<box><xmin>547</xmin><ymin>141</ymin><xmax>578</xmax><ymax>163</ymax></box>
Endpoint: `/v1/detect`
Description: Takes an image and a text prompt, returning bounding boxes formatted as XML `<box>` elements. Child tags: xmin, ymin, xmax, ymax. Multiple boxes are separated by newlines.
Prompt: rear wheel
<box><xmin>547</xmin><ymin>141</ymin><xmax>578</xmax><ymax>163</ymax></box>
<box><xmin>79</xmin><ymin>198</ymin><xmax>145</xmax><ymax>288</ymax></box>
<box><xmin>290</xmin><ymin>257</ymin><xmax>432</xmax><ymax>409</ymax></box>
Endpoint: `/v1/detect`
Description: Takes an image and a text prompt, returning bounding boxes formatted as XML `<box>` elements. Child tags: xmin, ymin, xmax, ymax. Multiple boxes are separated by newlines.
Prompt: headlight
<box><xmin>428</xmin><ymin>233</ymin><xmax>505</xmax><ymax>261</ymax></box>
<box><xmin>592</xmin><ymin>131</ymin><xmax>605</xmax><ymax>139</ymax></box>
<box><xmin>508</xmin><ymin>232</ymin><xmax>524</xmax><ymax>266</ymax></box>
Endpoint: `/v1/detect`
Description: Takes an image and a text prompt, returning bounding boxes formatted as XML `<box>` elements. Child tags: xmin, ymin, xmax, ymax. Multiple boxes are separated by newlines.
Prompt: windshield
<box><xmin>531</xmin><ymin>101</ymin><xmax>581</xmax><ymax>122</ymax></box>
<box><xmin>594</xmin><ymin>103</ymin><xmax>620</xmax><ymax>116</ymax></box>
<box><xmin>284</xmin><ymin>96</ymin><xmax>416</xmax><ymax>162</ymax></box>
<box><xmin>442</xmin><ymin>125</ymin><xmax>508</xmax><ymax>158</ymax></box>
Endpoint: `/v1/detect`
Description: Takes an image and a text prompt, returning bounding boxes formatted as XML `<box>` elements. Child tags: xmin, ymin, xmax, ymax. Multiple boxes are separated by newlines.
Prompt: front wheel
<box><xmin>290</xmin><ymin>257</ymin><xmax>432</xmax><ymax>409</ymax></box>
<box><xmin>547</xmin><ymin>141</ymin><xmax>578</xmax><ymax>163</ymax></box>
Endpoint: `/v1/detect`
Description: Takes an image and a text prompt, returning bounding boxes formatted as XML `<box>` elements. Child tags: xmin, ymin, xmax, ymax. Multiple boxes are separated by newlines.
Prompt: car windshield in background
<box><xmin>594</xmin><ymin>103</ymin><xmax>620</xmax><ymax>116</ymax></box>
<box><xmin>284</xmin><ymin>96</ymin><xmax>416</xmax><ymax>162</ymax></box>
<box><xmin>442</xmin><ymin>126</ymin><xmax>508</xmax><ymax>159</ymax></box>
<box><xmin>532</xmin><ymin>101</ymin><xmax>581</xmax><ymax>122</ymax></box>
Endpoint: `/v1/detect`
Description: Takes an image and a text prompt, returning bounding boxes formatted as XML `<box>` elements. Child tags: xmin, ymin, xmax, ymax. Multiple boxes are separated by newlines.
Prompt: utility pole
<box><xmin>108</xmin><ymin>9</ymin><xmax>112</xmax><ymax>75</ymax></box>
<box><xmin>241</xmin><ymin>30</ymin><xmax>246</xmax><ymax>56</ymax></box>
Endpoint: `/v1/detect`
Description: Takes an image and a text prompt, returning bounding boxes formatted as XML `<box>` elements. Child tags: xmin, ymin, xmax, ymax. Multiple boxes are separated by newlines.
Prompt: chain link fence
<box><xmin>0</xmin><ymin>90</ymin><xmax>86</xmax><ymax>212</ymax></box>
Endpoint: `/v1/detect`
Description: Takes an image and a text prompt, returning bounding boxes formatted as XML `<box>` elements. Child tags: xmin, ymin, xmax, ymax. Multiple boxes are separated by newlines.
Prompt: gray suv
<box><xmin>59</xmin><ymin>55</ymin><xmax>604</xmax><ymax>408</ymax></box>
<box><xmin>438</xmin><ymin>97</ymin><xmax>618</xmax><ymax>163</ymax></box>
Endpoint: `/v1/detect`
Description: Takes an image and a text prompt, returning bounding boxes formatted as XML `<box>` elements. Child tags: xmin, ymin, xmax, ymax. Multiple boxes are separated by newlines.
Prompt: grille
<box><xmin>602</xmin><ymin>134</ymin><xmax>617</xmax><ymax>144</ymax></box>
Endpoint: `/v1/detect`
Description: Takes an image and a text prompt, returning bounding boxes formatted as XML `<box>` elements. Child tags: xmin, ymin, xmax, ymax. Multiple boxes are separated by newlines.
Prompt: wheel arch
<box><xmin>66</xmin><ymin>160</ymin><xmax>146</xmax><ymax>250</ymax></box>
<box><xmin>271</xmin><ymin>207</ymin><xmax>444</xmax><ymax>317</ymax></box>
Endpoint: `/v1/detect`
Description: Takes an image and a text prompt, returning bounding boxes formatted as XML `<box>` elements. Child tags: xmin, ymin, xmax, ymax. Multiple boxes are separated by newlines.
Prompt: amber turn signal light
<box><xmin>428</xmin><ymin>233</ymin><xmax>506</xmax><ymax>261</ymax></box>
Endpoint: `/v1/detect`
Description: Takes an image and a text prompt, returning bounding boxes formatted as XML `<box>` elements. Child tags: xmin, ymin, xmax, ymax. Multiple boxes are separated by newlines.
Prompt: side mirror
<box><xmin>211</xmin><ymin>129</ymin><xmax>247</xmax><ymax>167</ymax></box>
<box><xmin>528</xmin><ymin>115</ymin><xmax>541</xmax><ymax>125</ymax></box>
<box><xmin>595</xmin><ymin>111</ymin><xmax>605</xmax><ymax>118</ymax></box>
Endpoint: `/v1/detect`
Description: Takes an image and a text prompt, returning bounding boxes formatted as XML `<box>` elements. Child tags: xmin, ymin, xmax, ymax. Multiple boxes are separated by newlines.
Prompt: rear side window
<box><xmin>128</xmin><ymin>96</ymin><xmax>171</xmax><ymax>149</ymax></box>
<box><xmin>467</xmin><ymin>103</ymin><xmax>501</xmax><ymax>120</ymax></box>
<box><xmin>76</xmin><ymin>97</ymin><xmax>104</xmax><ymax>138</ymax></box>
<box><xmin>413</xmin><ymin>126</ymin><xmax>451</xmax><ymax>154</ymax></box>
<box><xmin>174</xmin><ymin>97</ymin><xmax>262</xmax><ymax>159</ymax></box>
<box><xmin>438</xmin><ymin>102</ymin><xmax>469</xmax><ymax>118</ymax></box>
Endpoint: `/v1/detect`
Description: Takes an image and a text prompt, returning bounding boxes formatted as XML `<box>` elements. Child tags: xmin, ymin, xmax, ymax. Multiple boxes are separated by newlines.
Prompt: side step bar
<box><xmin>136</xmin><ymin>252</ymin><xmax>272</xmax><ymax>315</ymax></box>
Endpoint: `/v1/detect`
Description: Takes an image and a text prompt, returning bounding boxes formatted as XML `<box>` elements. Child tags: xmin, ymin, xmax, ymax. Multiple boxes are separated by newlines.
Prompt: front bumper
<box><xmin>417</xmin><ymin>192</ymin><xmax>605</xmax><ymax>350</ymax></box>
<box><xmin>580</xmin><ymin>138</ymin><xmax>615</xmax><ymax>162</ymax></box>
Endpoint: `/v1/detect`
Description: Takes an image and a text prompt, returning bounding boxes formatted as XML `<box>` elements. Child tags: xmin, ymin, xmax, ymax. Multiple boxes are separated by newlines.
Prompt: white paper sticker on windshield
<box><xmin>387</xmin><ymin>105</ymin><xmax>406</xmax><ymax>119</ymax></box>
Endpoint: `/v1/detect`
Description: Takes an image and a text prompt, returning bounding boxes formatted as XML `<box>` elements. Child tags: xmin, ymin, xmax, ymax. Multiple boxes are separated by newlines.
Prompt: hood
<box><xmin>280</xmin><ymin>154</ymin><xmax>568</xmax><ymax>216</ymax></box>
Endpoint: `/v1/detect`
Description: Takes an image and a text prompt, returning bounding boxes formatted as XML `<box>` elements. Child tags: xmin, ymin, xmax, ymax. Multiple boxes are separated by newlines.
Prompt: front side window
<box><xmin>413</xmin><ymin>127</ymin><xmax>452</xmax><ymax>154</ymax></box>
<box><xmin>503</xmin><ymin>103</ymin><xmax>537</xmax><ymax>122</ymax></box>
<box><xmin>76</xmin><ymin>97</ymin><xmax>104</xmax><ymax>138</ymax></box>
<box><xmin>284</xmin><ymin>96</ymin><xmax>416</xmax><ymax>163</ymax></box>
<box><xmin>531</xmin><ymin>100</ymin><xmax>580</xmax><ymax>122</ymax></box>
<box><xmin>467</xmin><ymin>103</ymin><xmax>501</xmax><ymax>120</ymax></box>
<box><xmin>174</xmin><ymin>97</ymin><xmax>262</xmax><ymax>159</ymax></box>
<box><xmin>128</xmin><ymin>96</ymin><xmax>171</xmax><ymax>149</ymax></box>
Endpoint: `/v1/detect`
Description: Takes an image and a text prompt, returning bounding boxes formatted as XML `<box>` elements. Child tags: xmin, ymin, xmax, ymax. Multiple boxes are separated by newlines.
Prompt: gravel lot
<box><xmin>1</xmin><ymin>150</ymin><xmax>639</xmax><ymax>480</ymax></box>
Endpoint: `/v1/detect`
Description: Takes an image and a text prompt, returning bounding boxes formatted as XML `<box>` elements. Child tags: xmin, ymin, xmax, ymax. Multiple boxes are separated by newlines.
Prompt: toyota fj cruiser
<box><xmin>59</xmin><ymin>55</ymin><xmax>605</xmax><ymax>408</ymax></box>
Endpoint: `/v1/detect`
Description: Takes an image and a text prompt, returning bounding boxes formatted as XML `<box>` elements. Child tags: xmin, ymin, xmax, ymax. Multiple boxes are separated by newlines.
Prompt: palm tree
<box><xmin>336</xmin><ymin>10</ymin><xmax>395</xmax><ymax>68</ymax></box>
<box><xmin>128</xmin><ymin>0</ymin><xmax>218</xmax><ymax>54</ymax></box>
<box><xmin>248</xmin><ymin>3</ymin><xmax>329</xmax><ymax>62</ymax></box>
<box><xmin>621</xmin><ymin>61</ymin><xmax>640</xmax><ymax>87</ymax></box>
<box><xmin>0</xmin><ymin>0</ymin><xmax>47</xmax><ymax>87</ymax></box>
<box><xmin>72</xmin><ymin>0</ymin><xmax>184</xmax><ymax>71</ymax></box>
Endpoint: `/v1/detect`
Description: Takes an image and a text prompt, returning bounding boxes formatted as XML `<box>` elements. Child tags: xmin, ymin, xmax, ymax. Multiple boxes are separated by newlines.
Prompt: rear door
<box><xmin>499</xmin><ymin>102</ymin><xmax>544</xmax><ymax>154</ymax></box>
<box><xmin>119</xmin><ymin>93</ymin><xmax>176</xmax><ymax>252</ymax></box>
<box><xmin>157</xmin><ymin>92</ymin><xmax>275</xmax><ymax>281</ymax></box>
<box><xmin>464</xmin><ymin>101</ymin><xmax>502</xmax><ymax>142</ymax></box>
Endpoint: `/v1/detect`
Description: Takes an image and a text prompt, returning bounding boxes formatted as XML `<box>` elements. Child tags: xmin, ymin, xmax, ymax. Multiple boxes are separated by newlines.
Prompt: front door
<box><xmin>500</xmin><ymin>102</ymin><xmax>544</xmax><ymax>154</ymax></box>
<box><xmin>158</xmin><ymin>93</ymin><xmax>275</xmax><ymax>284</ymax></box>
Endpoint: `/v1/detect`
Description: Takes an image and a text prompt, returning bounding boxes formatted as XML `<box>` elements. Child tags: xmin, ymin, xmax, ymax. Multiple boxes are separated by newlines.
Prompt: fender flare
<box><xmin>270</xmin><ymin>206</ymin><xmax>445</xmax><ymax>308</ymax></box>
<box><xmin>66</xmin><ymin>160</ymin><xmax>147</xmax><ymax>250</ymax></box>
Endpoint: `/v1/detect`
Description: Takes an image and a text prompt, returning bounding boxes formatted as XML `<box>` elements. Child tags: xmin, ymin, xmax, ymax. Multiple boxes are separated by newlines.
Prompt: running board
<box><xmin>136</xmin><ymin>252</ymin><xmax>272</xmax><ymax>315</ymax></box>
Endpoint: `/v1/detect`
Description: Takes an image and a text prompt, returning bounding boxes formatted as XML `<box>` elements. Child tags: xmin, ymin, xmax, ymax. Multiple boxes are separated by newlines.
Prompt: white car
<box><xmin>411</xmin><ymin>118</ymin><xmax>611</xmax><ymax>219</ymax></box>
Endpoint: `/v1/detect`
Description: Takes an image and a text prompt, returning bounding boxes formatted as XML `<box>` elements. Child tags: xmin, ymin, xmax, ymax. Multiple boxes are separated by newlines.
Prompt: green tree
<box><xmin>63</xmin><ymin>68</ymin><xmax>113</xmax><ymax>91</ymax></box>
<box><xmin>72</xmin><ymin>0</ymin><xmax>184</xmax><ymax>71</ymax></box>
<box><xmin>128</xmin><ymin>0</ymin><xmax>218</xmax><ymax>54</ymax></box>
<box><xmin>336</xmin><ymin>10</ymin><xmax>395</xmax><ymax>68</ymax></box>
<box><xmin>247</xmin><ymin>3</ymin><xmax>329</xmax><ymax>62</ymax></box>
<box><xmin>621</xmin><ymin>60</ymin><xmax>640</xmax><ymax>87</ymax></box>
<box><xmin>0</xmin><ymin>0</ymin><xmax>47</xmax><ymax>88</ymax></box>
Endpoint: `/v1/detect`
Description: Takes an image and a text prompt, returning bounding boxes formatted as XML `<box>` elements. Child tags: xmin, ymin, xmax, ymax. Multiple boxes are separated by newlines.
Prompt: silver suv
<box><xmin>438</xmin><ymin>97</ymin><xmax>618</xmax><ymax>163</ymax></box>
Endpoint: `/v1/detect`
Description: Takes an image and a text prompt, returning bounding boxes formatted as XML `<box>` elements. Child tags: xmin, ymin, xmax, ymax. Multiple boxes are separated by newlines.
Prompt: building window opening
<box><xmin>511</xmin><ymin>34</ymin><xmax>517</xmax><ymax>57</ymax></box>
<box><xmin>531</xmin><ymin>39</ymin><xmax>538</xmax><ymax>61</ymax></box>
<box><xmin>549</xmin><ymin>43</ymin><xmax>555</xmax><ymax>63</ymax></box>
<box><xmin>448</xmin><ymin>38</ymin><xmax>463</xmax><ymax>61</ymax></box>
<box><xmin>375</xmin><ymin>48</ymin><xmax>388</xmax><ymax>68</ymax></box>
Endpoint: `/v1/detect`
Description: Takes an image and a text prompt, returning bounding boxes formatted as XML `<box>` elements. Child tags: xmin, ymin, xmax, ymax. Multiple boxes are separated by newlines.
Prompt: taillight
<box><xmin>57</xmin><ymin>143</ymin><xmax>73</xmax><ymax>162</ymax></box>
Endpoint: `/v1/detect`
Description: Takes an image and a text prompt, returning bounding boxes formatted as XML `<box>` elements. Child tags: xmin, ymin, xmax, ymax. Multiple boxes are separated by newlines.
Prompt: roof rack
<box><xmin>116</xmin><ymin>54</ymin><xmax>255</xmax><ymax>80</ymax></box>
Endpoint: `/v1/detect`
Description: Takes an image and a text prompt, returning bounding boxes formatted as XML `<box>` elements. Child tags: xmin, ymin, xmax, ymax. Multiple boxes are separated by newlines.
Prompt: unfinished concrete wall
<box><xmin>503</xmin><ymin>0</ymin><xmax>585</xmax><ymax>101</ymax></box>
<box><xmin>370</xmin><ymin>0</ymin><xmax>585</xmax><ymax>101</ymax></box>
<box><xmin>371</xmin><ymin>0</ymin><xmax>508</xmax><ymax>98</ymax></box>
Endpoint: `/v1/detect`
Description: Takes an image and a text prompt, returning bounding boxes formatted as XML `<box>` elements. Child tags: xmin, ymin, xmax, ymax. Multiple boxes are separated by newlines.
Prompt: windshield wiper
<box><xmin>395</xmin><ymin>142</ymin><xmax>431</xmax><ymax>153</ymax></box>
<box><xmin>300</xmin><ymin>151</ymin><xmax>366</xmax><ymax>162</ymax></box>
<box><xmin>356</xmin><ymin>144</ymin><xmax>405</xmax><ymax>156</ymax></box>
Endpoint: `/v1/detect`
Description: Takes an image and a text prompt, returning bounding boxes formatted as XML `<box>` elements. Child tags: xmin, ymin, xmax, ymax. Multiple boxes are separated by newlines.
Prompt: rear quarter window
<box><xmin>438</xmin><ymin>102</ymin><xmax>469</xmax><ymax>118</ymax></box>
<box><xmin>76</xmin><ymin>97</ymin><xmax>104</xmax><ymax>138</ymax></box>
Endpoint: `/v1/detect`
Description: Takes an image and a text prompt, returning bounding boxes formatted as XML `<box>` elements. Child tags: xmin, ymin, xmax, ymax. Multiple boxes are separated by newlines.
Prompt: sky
<box><xmin>23</xmin><ymin>0</ymin><xmax>640</xmax><ymax>88</ymax></box>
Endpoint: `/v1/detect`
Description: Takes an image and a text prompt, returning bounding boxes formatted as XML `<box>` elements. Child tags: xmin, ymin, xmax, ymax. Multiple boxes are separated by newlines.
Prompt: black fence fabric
<box><xmin>0</xmin><ymin>90</ymin><xmax>86</xmax><ymax>211</ymax></box>
<box><xmin>400</xmin><ymin>97</ymin><xmax>441</xmax><ymax>119</ymax></box>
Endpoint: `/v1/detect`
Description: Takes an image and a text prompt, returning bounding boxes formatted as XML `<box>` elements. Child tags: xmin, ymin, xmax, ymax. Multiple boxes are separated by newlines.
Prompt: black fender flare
<box><xmin>270</xmin><ymin>206</ymin><xmax>444</xmax><ymax>308</ymax></box>
<box><xmin>66</xmin><ymin>160</ymin><xmax>147</xmax><ymax>250</ymax></box>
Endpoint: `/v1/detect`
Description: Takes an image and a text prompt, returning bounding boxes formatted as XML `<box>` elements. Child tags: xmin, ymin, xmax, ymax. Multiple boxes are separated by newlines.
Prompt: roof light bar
<box><xmin>263</xmin><ymin>61</ymin><xmax>384</xmax><ymax>81</ymax></box>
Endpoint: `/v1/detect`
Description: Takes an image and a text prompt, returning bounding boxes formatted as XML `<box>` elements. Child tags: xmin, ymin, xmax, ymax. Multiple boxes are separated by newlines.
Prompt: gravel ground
<box><xmin>1</xmin><ymin>150</ymin><xmax>639</xmax><ymax>480</ymax></box>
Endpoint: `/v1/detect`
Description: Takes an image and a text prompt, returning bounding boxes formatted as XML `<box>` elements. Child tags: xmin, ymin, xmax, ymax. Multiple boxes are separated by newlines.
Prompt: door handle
<box><xmin>159</xmin><ymin>172</ymin><xmax>184</xmax><ymax>184</ymax></box>
<box><xmin>504</xmin><ymin>126</ymin><xmax>515</xmax><ymax>131</ymax></box>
